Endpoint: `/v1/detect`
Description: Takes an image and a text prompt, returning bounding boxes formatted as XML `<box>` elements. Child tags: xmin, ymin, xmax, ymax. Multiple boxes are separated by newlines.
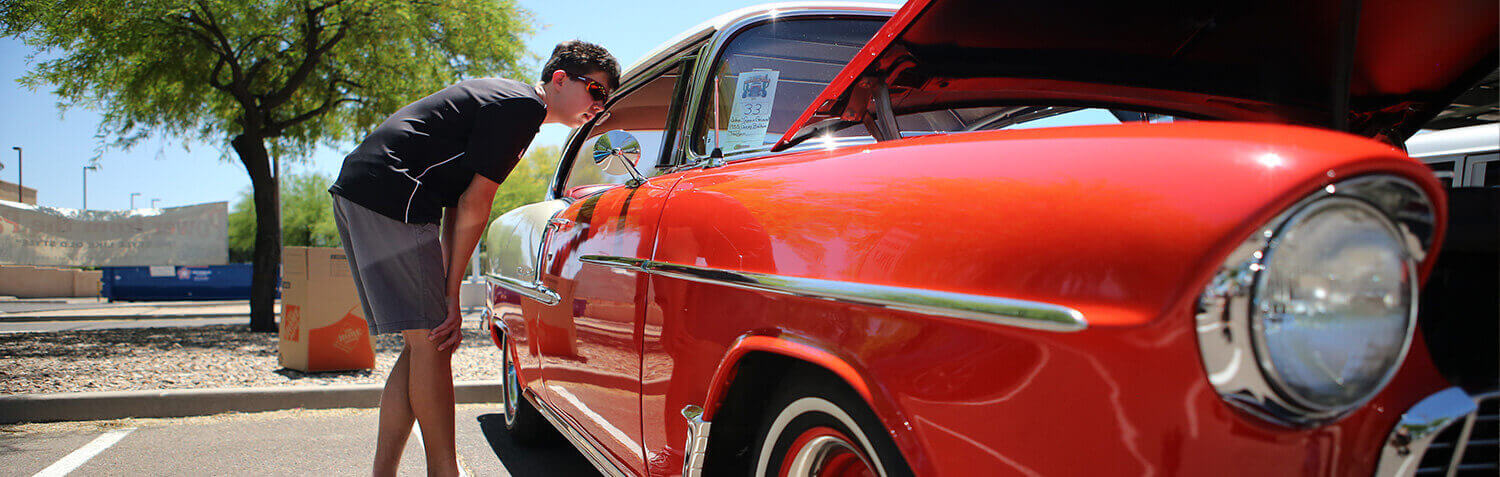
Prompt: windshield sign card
<box><xmin>723</xmin><ymin>69</ymin><xmax>779</xmax><ymax>152</ymax></box>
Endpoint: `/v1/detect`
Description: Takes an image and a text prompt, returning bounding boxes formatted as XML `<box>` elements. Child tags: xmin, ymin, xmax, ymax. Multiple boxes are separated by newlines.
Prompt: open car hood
<box><xmin>777</xmin><ymin>0</ymin><xmax>1497</xmax><ymax>149</ymax></box>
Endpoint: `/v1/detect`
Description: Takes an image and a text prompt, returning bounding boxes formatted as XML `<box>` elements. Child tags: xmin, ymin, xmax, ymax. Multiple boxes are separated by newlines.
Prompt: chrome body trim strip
<box><xmin>1375</xmin><ymin>387</ymin><xmax>1478</xmax><ymax>477</ymax></box>
<box><xmin>579</xmin><ymin>255</ymin><xmax>1087</xmax><ymax>332</ymax></box>
<box><xmin>681</xmin><ymin>405</ymin><xmax>712</xmax><ymax>477</ymax></box>
<box><xmin>579</xmin><ymin>255</ymin><xmax>650</xmax><ymax>272</ymax></box>
<box><xmin>524</xmin><ymin>390</ymin><xmax>631</xmax><ymax>477</ymax></box>
<box><xmin>483</xmin><ymin>274</ymin><xmax>560</xmax><ymax>306</ymax></box>
<box><xmin>1195</xmin><ymin>174</ymin><xmax>1433</xmax><ymax>427</ymax></box>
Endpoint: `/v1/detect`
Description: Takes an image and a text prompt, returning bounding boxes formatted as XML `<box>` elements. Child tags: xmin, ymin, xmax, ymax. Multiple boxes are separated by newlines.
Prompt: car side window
<box><xmin>692</xmin><ymin>18</ymin><xmax>885</xmax><ymax>157</ymax></box>
<box><xmin>560</xmin><ymin>63</ymin><xmax>687</xmax><ymax>198</ymax></box>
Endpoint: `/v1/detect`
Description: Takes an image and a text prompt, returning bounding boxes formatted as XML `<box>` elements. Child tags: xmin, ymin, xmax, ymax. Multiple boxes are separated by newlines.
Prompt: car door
<box><xmin>535</xmin><ymin>57</ymin><xmax>693</xmax><ymax>476</ymax></box>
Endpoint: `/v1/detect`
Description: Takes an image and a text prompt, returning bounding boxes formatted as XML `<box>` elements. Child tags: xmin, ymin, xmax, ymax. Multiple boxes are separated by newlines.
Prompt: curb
<box><xmin>0</xmin><ymin>381</ymin><xmax>500</xmax><ymax>424</ymax></box>
<box><xmin>0</xmin><ymin>313</ymin><xmax>260</xmax><ymax>323</ymax></box>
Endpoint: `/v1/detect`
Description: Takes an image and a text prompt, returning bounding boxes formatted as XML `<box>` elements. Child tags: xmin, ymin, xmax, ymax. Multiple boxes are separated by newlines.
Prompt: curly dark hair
<box><xmin>540</xmin><ymin>40</ymin><xmax>620</xmax><ymax>90</ymax></box>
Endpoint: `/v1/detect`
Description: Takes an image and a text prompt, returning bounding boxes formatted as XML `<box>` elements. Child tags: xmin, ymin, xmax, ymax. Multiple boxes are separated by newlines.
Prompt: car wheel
<box><xmin>501</xmin><ymin>334</ymin><xmax>550</xmax><ymax>445</ymax></box>
<box><xmin>750</xmin><ymin>370</ymin><xmax>914</xmax><ymax>477</ymax></box>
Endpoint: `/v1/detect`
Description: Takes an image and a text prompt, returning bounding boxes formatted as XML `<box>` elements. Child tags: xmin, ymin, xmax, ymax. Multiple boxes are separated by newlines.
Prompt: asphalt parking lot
<box><xmin>1</xmin><ymin>405</ymin><xmax>600</xmax><ymax>476</ymax></box>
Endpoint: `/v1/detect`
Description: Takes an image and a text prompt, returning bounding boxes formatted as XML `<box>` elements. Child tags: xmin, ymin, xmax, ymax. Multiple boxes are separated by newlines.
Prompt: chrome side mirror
<box><xmin>592</xmin><ymin>130</ymin><xmax>647</xmax><ymax>187</ymax></box>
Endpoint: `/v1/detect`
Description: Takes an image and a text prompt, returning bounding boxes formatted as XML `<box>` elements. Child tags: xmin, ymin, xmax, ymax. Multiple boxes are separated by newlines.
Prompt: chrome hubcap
<box><xmin>781</xmin><ymin>427</ymin><xmax>876</xmax><ymax>477</ymax></box>
<box><xmin>503</xmin><ymin>340</ymin><xmax>519</xmax><ymax>424</ymax></box>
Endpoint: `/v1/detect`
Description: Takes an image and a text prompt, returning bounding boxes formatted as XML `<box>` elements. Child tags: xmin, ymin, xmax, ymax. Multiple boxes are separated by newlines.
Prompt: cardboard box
<box><xmin>279</xmin><ymin>246</ymin><xmax>375</xmax><ymax>372</ymax></box>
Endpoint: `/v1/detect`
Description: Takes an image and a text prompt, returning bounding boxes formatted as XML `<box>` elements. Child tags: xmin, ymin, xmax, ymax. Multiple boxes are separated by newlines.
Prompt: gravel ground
<box><xmin>0</xmin><ymin>324</ymin><xmax>502</xmax><ymax>395</ymax></box>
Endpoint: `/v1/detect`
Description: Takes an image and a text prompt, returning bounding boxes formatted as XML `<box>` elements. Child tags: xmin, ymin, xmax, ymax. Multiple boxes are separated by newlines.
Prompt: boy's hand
<box><xmin>429</xmin><ymin>307</ymin><xmax>463</xmax><ymax>351</ymax></box>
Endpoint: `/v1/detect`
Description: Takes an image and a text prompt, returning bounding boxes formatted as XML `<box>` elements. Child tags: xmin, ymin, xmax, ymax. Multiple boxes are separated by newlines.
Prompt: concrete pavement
<box><xmin>2</xmin><ymin>298</ymin><xmax>489</xmax><ymax>425</ymax></box>
<box><xmin>0</xmin><ymin>299</ymin><xmax>265</xmax><ymax>322</ymax></box>
<box><xmin>0</xmin><ymin>316</ymin><xmax>244</xmax><ymax>333</ymax></box>
<box><xmin>2</xmin><ymin>405</ymin><xmax>600</xmax><ymax>477</ymax></box>
<box><xmin>0</xmin><ymin>382</ymin><xmax>504</xmax><ymax>424</ymax></box>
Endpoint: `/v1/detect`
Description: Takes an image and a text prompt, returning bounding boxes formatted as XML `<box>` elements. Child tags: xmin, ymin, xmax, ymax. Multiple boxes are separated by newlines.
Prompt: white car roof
<box><xmin>1406</xmin><ymin>123</ymin><xmax>1500</xmax><ymax>157</ymax></box>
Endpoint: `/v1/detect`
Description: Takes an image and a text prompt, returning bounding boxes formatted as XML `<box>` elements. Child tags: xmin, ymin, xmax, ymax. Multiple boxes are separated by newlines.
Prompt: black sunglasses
<box><xmin>571</xmin><ymin>74</ymin><xmax>610</xmax><ymax>101</ymax></box>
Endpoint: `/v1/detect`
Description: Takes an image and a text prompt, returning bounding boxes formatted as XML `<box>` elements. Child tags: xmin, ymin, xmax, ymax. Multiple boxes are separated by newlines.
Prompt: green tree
<box><xmin>4</xmin><ymin>0</ymin><xmax>533</xmax><ymax>331</ymax></box>
<box><xmin>490</xmin><ymin>144</ymin><xmax>559</xmax><ymax>221</ymax></box>
<box><xmin>228</xmin><ymin>171</ymin><xmax>340</xmax><ymax>263</ymax></box>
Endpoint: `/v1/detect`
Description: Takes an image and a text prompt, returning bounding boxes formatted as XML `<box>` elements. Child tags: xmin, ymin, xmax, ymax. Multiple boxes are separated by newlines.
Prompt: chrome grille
<box><xmin>1417</xmin><ymin>392</ymin><xmax>1498</xmax><ymax>476</ymax></box>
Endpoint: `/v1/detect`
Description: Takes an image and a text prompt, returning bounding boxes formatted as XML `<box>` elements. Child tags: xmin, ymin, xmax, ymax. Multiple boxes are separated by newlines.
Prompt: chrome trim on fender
<box><xmin>484</xmin><ymin>274</ymin><xmax>561</xmax><ymax>306</ymax></box>
<box><xmin>524</xmin><ymin>390</ymin><xmax>631</xmax><ymax>477</ymax></box>
<box><xmin>681</xmin><ymin>405</ymin><xmax>712</xmax><ymax>477</ymax></box>
<box><xmin>579</xmin><ymin>255</ymin><xmax>1088</xmax><ymax>332</ymax></box>
<box><xmin>1375</xmin><ymin>387</ymin><xmax>1479</xmax><ymax>477</ymax></box>
<box><xmin>580</xmin><ymin>255</ymin><xmax>650</xmax><ymax>272</ymax></box>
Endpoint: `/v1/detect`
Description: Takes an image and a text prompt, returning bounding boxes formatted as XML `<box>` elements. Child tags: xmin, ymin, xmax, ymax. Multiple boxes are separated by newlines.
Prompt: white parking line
<box><xmin>411</xmin><ymin>424</ymin><xmax>469</xmax><ymax>477</ymax></box>
<box><xmin>32</xmin><ymin>427</ymin><xmax>136</xmax><ymax>477</ymax></box>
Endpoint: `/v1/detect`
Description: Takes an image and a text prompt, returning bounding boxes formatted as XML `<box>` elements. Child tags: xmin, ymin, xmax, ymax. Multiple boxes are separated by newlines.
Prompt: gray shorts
<box><xmin>331</xmin><ymin>193</ymin><xmax>447</xmax><ymax>335</ymax></box>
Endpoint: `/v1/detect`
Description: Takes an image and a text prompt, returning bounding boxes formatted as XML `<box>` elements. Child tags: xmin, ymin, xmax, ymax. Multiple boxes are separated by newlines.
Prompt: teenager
<box><xmin>329</xmin><ymin>40</ymin><xmax>618</xmax><ymax>476</ymax></box>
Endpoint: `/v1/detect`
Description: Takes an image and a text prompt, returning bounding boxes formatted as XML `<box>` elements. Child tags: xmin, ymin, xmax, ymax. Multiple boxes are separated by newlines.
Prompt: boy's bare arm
<box><xmin>429</xmin><ymin>175</ymin><xmax>499</xmax><ymax>350</ymax></box>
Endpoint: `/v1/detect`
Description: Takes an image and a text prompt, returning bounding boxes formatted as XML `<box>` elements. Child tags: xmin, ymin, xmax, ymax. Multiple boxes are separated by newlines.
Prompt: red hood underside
<box><xmin>780</xmin><ymin>0</ymin><xmax>1498</xmax><ymax>147</ymax></box>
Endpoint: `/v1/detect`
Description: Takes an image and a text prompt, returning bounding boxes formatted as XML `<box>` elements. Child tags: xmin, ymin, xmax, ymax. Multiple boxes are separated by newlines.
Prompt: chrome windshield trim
<box><xmin>580</xmin><ymin>255</ymin><xmax>1087</xmax><ymax>332</ymax></box>
<box><xmin>680</xmin><ymin>7</ymin><xmax>897</xmax><ymax>162</ymax></box>
<box><xmin>483</xmin><ymin>273</ymin><xmax>560</xmax><ymax>306</ymax></box>
<box><xmin>524</xmin><ymin>390</ymin><xmax>631</xmax><ymax>477</ymax></box>
<box><xmin>1375</xmin><ymin>387</ymin><xmax>1479</xmax><ymax>477</ymax></box>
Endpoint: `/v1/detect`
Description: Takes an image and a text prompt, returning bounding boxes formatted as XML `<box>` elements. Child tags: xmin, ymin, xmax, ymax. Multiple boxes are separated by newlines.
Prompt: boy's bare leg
<box><xmin>402</xmin><ymin>329</ymin><xmax>459</xmax><ymax>477</ymax></box>
<box><xmin>373</xmin><ymin>346</ymin><xmax>416</xmax><ymax>476</ymax></box>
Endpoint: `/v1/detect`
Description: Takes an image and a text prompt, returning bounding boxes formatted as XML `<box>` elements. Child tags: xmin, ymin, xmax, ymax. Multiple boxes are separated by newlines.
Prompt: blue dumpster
<box><xmin>101</xmin><ymin>265</ymin><xmax>258</xmax><ymax>301</ymax></box>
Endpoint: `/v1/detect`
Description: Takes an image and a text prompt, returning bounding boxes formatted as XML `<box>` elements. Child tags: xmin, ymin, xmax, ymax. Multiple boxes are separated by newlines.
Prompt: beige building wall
<box><xmin>0</xmin><ymin>266</ymin><xmax>101</xmax><ymax>298</ymax></box>
<box><xmin>0</xmin><ymin>178</ymin><xmax>99</xmax><ymax>297</ymax></box>
<box><xmin>73</xmin><ymin>270</ymin><xmax>102</xmax><ymax>297</ymax></box>
<box><xmin>0</xmin><ymin>179</ymin><xmax>37</xmax><ymax>205</ymax></box>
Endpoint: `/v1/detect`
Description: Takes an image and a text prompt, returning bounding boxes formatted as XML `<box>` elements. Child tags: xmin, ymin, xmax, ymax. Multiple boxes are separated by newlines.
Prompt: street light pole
<box><xmin>10</xmin><ymin>147</ymin><xmax>20</xmax><ymax>203</ymax></box>
<box><xmin>82</xmin><ymin>165</ymin><xmax>98</xmax><ymax>210</ymax></box>
<box><xmin>151</xmin><ymin>198</ymin><xmax>161</xmax><ymax>208</ymax></box>
<box><xmin>130</xmin><ymin>192</ymin><xmax>141</xmax><ymax>209</ymax></box>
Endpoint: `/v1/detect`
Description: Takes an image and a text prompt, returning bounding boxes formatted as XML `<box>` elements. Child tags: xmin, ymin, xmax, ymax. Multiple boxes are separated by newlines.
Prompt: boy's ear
<box><xmin>549</xmin><ymin>70</ymin><xmax>568</xmax><ymax>85</ymax></box>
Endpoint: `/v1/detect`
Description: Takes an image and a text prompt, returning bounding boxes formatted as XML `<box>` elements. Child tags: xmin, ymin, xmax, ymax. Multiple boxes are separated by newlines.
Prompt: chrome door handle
<box><xmin>548</xmin><ymin>217</ymin><xmax>574</xmax><ymax>230</ymax></box>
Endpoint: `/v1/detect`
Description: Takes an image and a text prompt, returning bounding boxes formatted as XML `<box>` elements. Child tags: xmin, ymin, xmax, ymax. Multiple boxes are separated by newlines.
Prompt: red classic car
<box><xmin>480</xmin><ymin>1</ymin><xmax>1498</xmax><ymax>475</ymax></box>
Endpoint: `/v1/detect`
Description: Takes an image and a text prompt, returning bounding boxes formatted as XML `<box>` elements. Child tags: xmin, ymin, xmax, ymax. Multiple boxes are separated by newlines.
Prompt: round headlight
<box><xmin>1197</xmin><ymin>175</ymin><xmax>1434</xmax><ymax>427</ymax></box>
<box><xmin>1253</xmin><ymin>197</ymin><xmax>1416</xmax><ymax>412</ymax></box>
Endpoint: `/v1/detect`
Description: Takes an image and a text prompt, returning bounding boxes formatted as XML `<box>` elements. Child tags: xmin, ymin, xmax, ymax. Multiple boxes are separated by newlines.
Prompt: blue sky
<box><xmin>0</xmin><ymin>1</ymin><xmax>906</xmax><ymax>211</ymax></box>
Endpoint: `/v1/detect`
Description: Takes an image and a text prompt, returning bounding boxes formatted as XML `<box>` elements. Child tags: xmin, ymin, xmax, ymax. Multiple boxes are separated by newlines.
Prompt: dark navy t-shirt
<box><xmin>330</xmin><ymin>78</ymin><xmax>546</xmax><ymax>224</ymax></box>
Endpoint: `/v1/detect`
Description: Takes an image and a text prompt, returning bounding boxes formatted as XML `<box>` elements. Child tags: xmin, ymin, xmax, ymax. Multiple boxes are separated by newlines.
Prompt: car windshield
<box><xmin>693</xmin><ymin>17</ymin><xmax>886</xmax><ymax>156</ymax></box>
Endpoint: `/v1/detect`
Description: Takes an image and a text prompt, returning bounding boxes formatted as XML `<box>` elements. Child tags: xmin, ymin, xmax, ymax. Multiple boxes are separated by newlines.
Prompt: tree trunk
<box><xmin>232</xmin><ymin>134</ymin><xmax>282</xmax><ymax>333</ymax></box>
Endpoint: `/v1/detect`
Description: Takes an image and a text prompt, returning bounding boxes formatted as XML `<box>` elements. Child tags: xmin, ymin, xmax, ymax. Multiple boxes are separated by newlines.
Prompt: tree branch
<box><xmin>207</xmin><ymin>56</ymin><xmax>230</xmax><ymax>91</ymax></box>
<box><xmin>239</xmin><ymin>33</ymin><xmax>284</xmax><ymax>83</ymax></box>
<box><xmin>266</xmin><ymin>95</ymin><xmax>362</xmax><ymax>135</ymax></box>
<box><xmin>185</xmin><ymin>2</ymin><xmax>243</xmax><ymax>84</ymax></box>
<box><xmin>184</xmin><ymin>1</ymin><xmax>266</xmax><ymax>134</ymax></box>
<box><xmin>260</xmin><ymin>1</ymin><xmax>351</xmax><ymax>111</ymax></box>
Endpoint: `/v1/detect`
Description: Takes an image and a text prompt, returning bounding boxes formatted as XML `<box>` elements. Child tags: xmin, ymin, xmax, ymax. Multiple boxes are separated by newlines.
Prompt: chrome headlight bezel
<box><xmin>1195</xmin><ymin>175</ymin><xmax>1436</xmax><ymax>427</ymax></box>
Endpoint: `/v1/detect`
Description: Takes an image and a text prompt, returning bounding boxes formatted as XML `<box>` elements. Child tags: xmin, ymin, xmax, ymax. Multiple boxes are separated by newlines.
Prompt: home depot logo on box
<box><xmin>279</xmin><ymin>246</ymin><xmax>375</xmax><ymax>372</ymax></box>
<box><xmin>281</xmin><ymin>304</ymin><xmax>302</xmax><ymax>342</ymax></box>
